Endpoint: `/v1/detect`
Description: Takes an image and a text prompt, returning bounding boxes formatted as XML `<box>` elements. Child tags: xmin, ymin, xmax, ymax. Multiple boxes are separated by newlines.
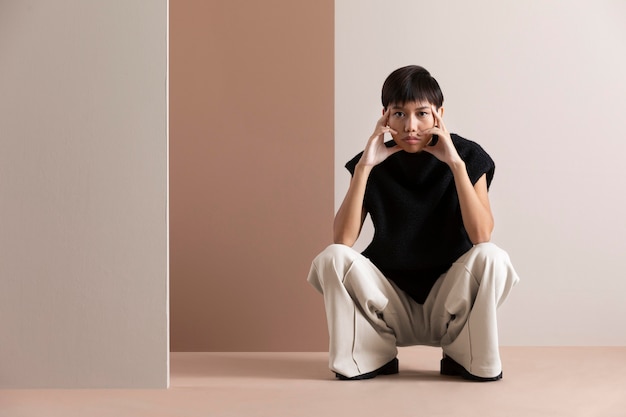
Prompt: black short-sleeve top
<box><xmin>345</xmin><ymin>134</ymin><xmax>495</xmax><ymax>303</ymax></box>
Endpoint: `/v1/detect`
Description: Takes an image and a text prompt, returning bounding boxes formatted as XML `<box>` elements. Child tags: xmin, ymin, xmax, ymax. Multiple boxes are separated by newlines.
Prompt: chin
<box><xmin>393</xmin><ymin>140</ymin><xmax>425</xmax><ymax>154</ymax></box>
<box><xmin>401</xmin><ymin>145</ymin><xmax>426</xmax><ymax>154</ymax></box>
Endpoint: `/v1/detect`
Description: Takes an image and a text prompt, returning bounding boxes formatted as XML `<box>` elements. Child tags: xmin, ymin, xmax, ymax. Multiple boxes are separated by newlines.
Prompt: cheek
<box><xmin>418</xmin><ymin>119</ymin><xmax>434</xmax><ymax>130</ymax></box>
<box><xmin>388</xmin><ymin>119</ymin><xmax>402</xmax><ymax>130</ymax></box>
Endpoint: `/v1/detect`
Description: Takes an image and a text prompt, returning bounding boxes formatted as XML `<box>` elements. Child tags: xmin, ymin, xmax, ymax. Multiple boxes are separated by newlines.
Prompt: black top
<box><xmin>345</xmin><ymin>134</ymin><xmax>495</xmax><ymax>303</ymax></box>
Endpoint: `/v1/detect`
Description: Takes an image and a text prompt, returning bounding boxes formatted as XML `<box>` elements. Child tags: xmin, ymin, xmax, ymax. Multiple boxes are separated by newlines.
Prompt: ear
<box><xmin>438</xmin><ymin>106</ymin><xmax>445</xmax><ymax>118</ymax></box>
<box><xmin>382</xmin><ymin>107</ymin><xmax>386</xmax><ymax>115</ymax></box>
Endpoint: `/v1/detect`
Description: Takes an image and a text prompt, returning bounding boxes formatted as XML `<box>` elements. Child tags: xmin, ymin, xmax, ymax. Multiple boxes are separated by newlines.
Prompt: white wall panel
<box><xmin>336</xmin><ymin>0</ymin><xmax>626</xmax><ymax>345</ymax></box>
<box><xmin>0</xmin><ymin>1</ymin><xmax>168</xmax><ymax>387</ymax></box>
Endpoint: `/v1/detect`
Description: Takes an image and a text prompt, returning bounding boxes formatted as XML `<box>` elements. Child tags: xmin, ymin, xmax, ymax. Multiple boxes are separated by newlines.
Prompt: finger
<box><xmin>383</xmin><ymin>107</ymin><xmax>391</xmax><ymax>126</ymax></box>
<box><xmin>373</xmin><ymin>126</ymin><xmax>391</xmax><ymax>141</ymax></box>
<box><xmin>431</xmin><ymin>104</ymin><xmax>441</xmax><ymax>125</ymax></box>
<box><xmin>381</xmin><ymin>125</ymin><xmax>398</xmax><ymax>134</ymax></box>
<box><xmin>431</xmin><ymin>105</ymin><xmax>446</xmax><ymax>131</ymax></box>
<box><xmin>422</xmin><ymin>125</ymin><xmax>440</xmax><ymax>136</ymax></box>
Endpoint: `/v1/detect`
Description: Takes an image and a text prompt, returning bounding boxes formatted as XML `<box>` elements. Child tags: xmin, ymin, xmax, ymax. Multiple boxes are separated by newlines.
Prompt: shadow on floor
<box><xmin>170</xmin><ymin>352</ymin><xmax>457</xmax><ymax>383</ymax></box>
<box><xmin>171</xmin><ymin>352</ymin><xmax>330</xmax><ymax>381</ymax></box>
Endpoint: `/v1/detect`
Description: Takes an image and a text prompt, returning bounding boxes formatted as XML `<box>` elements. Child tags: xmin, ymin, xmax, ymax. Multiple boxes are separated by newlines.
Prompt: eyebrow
<box><xmin>390</xmin><ymin>105</ymin><xmax>431</xmax><ymax>111</ymax></box>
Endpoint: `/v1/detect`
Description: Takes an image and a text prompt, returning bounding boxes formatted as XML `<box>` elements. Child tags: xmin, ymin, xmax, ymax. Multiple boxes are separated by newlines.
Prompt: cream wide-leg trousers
<box><xmin>307</xmin><ymin>243</ymin><xmax>520</xmax><ymax>379</ymax></box>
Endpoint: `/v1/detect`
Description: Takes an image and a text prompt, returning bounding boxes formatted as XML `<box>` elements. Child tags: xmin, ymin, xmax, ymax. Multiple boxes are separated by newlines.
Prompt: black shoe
<box><xmin>335</xmin><ymin>358</ymin><xmax>399</xmax><ymax>380</ymax></box>
<box><xmin>440</xmin><ymin>355</ymin><xmax>502</xmax><ymax>382</ymax></box>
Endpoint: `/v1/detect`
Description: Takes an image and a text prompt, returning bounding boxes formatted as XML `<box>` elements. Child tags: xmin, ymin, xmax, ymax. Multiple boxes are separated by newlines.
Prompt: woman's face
<box><xmin>386</xmin><ymin>101</ymin><xmax>441</xmax><ymax>153</ymax></box>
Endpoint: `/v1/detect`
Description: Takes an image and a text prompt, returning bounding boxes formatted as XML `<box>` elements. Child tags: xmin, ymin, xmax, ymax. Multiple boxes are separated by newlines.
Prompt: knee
<box><xmin>316</xmin><ymin>243</ymin><xmax>357</xmax><ymax>262</ymax></box>
<box><xmin>465</xmin><ymin>243</ymin><xmax>518</xmax><ymax>286</ymax></box>
<box><xmin>308</xmin><ymin>244</ymin><xmax>360</xmax><ymax>288</ymax></box>
<box><xmin>471</xmin><ymin>242</ymin><xmax>510</xmax><ymax>265</ymax></box>
<box><xmin>311</xmin><ymin>244</ymin><xmax>348</xmax><ymax>270</ymax></box>
<box><xmin>318</xmin><ymin>243</ymin><xmax>362</xmax><ymax>265</ymax></box>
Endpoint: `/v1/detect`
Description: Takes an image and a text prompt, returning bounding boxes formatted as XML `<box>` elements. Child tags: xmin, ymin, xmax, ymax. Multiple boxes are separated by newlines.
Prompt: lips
<box><xmin>402</xmin><ymin>136</ymin><xmax>421</xmax><ymax>144</ymax></box>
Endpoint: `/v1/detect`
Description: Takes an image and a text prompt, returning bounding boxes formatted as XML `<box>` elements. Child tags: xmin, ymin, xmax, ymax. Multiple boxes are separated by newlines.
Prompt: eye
<box><xmin>417</xmin><ymin>111</ymin><xmax>429</xmax><ymax>117</ymax></box>
<box><xmin>393</xmin><ymin>111</ymin><xmax>405</xmax><ymax>118</ymax></box>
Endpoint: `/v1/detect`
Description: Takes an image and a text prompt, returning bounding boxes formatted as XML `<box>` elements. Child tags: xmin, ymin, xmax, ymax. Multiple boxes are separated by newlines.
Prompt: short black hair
<box><xmin>381</xmin><ymin>65</ymin><xmax>444</xmax><ymax>109</ymax></box>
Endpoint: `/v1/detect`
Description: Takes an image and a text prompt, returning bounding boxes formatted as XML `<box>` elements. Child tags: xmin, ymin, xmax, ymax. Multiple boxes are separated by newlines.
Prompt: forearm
<box><xmin>450</xmin><ymin>161</ymin><xmax>494</xmax><ymax>244</ymax></box>
<box><xmin>333</xmin><ymin>164</ymin><xmax>371</xmax><ymax>246</ymax></box>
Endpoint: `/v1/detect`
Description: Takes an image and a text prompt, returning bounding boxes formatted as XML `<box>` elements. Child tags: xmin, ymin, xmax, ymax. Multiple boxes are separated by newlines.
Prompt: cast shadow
<box><xmin>170</xmin><ymin>352</ymin><xmax>461</xmax><ymax>384</ymax></box>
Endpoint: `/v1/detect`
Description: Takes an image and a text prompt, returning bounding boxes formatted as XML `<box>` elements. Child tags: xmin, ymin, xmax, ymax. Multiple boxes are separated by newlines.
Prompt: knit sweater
<box><xmin>345</xmin><ymin>134</ymin><xmax>495</xmax><ymax>303</ymax></box>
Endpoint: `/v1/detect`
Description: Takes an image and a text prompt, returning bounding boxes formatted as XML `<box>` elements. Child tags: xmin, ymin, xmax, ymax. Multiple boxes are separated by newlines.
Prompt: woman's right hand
<box><xmin>357</xmin><ymin>108</ymin><xmax>402</xmax><ymax>168</ymax></box>
<box><xmin>334</xmin><ymin>109</ymin><xmax>402</xmax><ymax>245</ymax></box>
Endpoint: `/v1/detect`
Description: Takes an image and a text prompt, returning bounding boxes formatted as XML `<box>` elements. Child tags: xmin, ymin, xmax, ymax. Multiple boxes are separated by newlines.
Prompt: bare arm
<box><xmin>333</xmin><ymin>165</ymin><xmax>370</xmax><ymax>246</ymax></box>
<box><xmin>450</xmin><ymin>168</ymin><xmax>493</xmax><ymax>243</ymax></box>
<box><xmin>425</xmin><ymin>106</ymin><xmax>494</xmax><ymax>244</ymax></box>
<box><xmin>333</xmin><ymin>108</ymin><xmax>401</xmax><ymax>246</ymax></box>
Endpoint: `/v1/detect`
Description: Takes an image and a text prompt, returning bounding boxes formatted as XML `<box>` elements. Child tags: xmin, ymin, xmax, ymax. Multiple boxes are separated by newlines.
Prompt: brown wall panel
<box><xmin>170</xmin><ymin>0</ymin><xmax>334</xmax><ymax>351</ymax></box>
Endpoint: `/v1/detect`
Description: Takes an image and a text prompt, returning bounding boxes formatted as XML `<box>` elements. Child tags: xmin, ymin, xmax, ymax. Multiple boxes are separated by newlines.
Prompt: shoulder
<box><xmin>452</xmin><ymin>134</ymin><xmax>490</xmax><ymax>157</ymax></box>
<box><xmin>345</xmin><ymin>151</ymin><xmax>363</xmax><ymax>175</ymax></box>
<box><xmin>451</xmin><ymin>134</ymin><xmax>496</xmax><ymax>186</ymax></box>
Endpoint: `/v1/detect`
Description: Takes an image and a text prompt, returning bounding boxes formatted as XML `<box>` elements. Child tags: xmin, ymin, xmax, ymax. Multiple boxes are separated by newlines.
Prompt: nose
<box><xmin>405</xmin><ymin>114</ymin><xmax>418</xmax><ymax>133</ymax></box>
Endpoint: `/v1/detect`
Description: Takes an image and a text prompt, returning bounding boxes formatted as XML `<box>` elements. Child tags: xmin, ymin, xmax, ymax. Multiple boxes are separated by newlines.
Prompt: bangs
<box><xmin>381</xmin><ymin>66</ymin><xmax>444</xmax><ymax>108</ymax></box>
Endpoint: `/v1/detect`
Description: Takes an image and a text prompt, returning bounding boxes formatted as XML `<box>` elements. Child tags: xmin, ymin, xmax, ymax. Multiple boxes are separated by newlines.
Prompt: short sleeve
<box><xmin>345</xmin><ymin>151</ymin><xmax>364</xmax><ymax>176</ymax></box>
<box><xmin>344</xmin><ymin>141</ymin><xmax>397</xmax><ymax>176</ymax></box>
<box><xmin>455</xmin><ymin>136</ymin><xmax>495</xmax><ymax>188</ymax></box>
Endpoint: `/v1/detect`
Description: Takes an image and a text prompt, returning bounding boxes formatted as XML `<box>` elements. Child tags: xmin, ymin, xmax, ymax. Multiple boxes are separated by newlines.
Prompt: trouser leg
<box><xmin>307</xmin><ymin>244</ymin><xmax>414</xmax><ymax>378</ymax></box>
<box><xmin>307</xmin><ymin>242</ymin><xmax>519</xmax><ymax>379</ymax></box>
<box><xmin>429</xmin><ymin>243</ymin><xmax>520</xmax><ymax>378</ymax></box>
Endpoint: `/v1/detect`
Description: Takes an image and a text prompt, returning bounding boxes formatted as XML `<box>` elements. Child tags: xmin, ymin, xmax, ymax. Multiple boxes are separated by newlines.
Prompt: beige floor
<box><xmin>2</xmin><ymin>347</ymin><xmax>626</xmax><ymax>417</ymax></box>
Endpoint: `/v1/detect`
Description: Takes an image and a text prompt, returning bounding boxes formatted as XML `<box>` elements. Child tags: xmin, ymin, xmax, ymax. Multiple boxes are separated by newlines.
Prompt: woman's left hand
<box><xmin>423</xmin><ymin>105</ymin><xmax>463</xmax><ymax>167</ymax></box>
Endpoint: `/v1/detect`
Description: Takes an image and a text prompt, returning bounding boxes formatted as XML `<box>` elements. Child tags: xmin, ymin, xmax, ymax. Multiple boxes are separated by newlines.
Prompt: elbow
<box><xmin>333</xmin><ymin>223</ymin><xmax>358</xmax><ymax>247</ymax></box>
<box><xmin>333</xmin><ymin>218</ymin><xmax>360</xmax><ymax>247</ymax></box>
<box><xmin>470</xmin><ymin>233</ymin><xmax>492</xmax><ymax>245</ymax></box>
<box><xmin>333</xmin><ymin>232</ymin><xmax>356</xmax><ymax>247</ymax></box>
<box><xmin>468</xmin><ymin>224</ymin><xmax>493</xmax><ymax>245</ymax></box>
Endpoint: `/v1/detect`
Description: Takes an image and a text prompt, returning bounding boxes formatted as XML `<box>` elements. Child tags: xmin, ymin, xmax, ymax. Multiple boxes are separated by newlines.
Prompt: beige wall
<box><xmin>336</xmin><ymin>0</ymin><xmax>626</xmax><ymax>345</ymax></box>
<box><xmin>0</xmin><ymin>1</ymin><xmax>168</xmax><ymax>387</ymax></box>
<box><xmin>170</xmin><ymin>0</ymin><xmax>333</xmax><ymax>351</ymax></box>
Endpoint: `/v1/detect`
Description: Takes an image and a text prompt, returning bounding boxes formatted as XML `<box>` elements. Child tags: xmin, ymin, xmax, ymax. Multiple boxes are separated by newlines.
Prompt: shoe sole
<box><xmin>335</xmin><ymin>358</ymin><xmax>399</xmax><ymax>380</ymax></box>
<box><xmin>440</xmin><ymin>356</ymin><xmax>502</xmax><ymax>382</ymax></box>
